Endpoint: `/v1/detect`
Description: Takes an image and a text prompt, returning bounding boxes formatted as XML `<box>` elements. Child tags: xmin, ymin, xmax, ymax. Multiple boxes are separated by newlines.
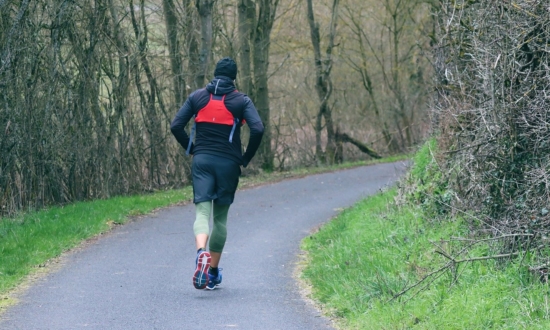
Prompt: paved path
<box><xmin>0</xmin><ymin>162</ymin><xmax>407</xmax><ymax>330</ymax></box>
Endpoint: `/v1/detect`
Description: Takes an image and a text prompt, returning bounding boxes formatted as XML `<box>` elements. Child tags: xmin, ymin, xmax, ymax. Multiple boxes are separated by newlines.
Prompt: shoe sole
<box><xmin>193</xmin><ymin>251</ymin><xmax>211</xmax><ymax>290</ymax></box>
<box><xmin>206</xmin><ymin>282</ymin><xmax>221</xmax><ymax>290</ymax></box>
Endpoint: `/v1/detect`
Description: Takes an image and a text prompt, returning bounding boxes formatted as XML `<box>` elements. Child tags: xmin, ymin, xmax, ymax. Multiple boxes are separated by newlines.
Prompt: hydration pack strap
<box><xmin>186</xmin><ymin>119</ymin><xmax>196</xmax><ymax>155</ymax></box>
<box><xmin>229</xmin><ymin>118</ymin><xmax>239</xmax><ymax>143</ymax></box>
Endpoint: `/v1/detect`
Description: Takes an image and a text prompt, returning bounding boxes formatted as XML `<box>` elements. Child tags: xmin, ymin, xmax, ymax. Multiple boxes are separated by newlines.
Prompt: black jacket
<box><xmin>170</xmin><ymin>76</ymin><xmax>264</xmax><ymax>167</ymax></box>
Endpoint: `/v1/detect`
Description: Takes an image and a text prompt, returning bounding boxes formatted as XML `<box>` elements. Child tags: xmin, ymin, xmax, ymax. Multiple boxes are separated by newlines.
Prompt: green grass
<box><xmin>300</xmin><ymin>143</ymin><xmax>550</xmax><ymax>329</ymax></box>
<box><xmin>301</xmin><ymin>189</ymin><xmax>550</xmax><ymax>329</ymax></box>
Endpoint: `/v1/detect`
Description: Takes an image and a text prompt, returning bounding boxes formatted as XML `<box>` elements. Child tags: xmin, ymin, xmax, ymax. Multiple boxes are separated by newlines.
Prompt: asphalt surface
<box><xmin>0</xmin><ymin>162</ymin><xmax>407</xmax><ymax>330</ymax></box>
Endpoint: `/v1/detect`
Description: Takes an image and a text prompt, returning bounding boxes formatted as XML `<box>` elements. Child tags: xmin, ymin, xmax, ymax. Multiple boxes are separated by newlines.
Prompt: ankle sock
<box><xmin>209</xmin><ymin>267</ymin><xmax>219</xmax><ymax>276</ymax></box>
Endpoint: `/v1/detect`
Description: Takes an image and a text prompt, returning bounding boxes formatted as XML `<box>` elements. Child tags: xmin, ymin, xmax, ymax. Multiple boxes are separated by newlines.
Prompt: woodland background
<box><xmin>3</xmin><ymin>1</ymin><xmax>550</xmax><ymax>317</ymax></box>
<box><xmin>0</xmin><ymin>0</ymin><xmax>433</xmax><ymax>216</ymax></box>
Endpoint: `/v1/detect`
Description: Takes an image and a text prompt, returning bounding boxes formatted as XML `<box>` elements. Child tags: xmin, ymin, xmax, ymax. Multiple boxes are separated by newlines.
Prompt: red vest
<box><xmin>186</xmin><ymin>93</ymin><xmax>243</xmax><ymax>155</ymax></box>
<box><xmin>195</xmin><ymin>94</ymin><xmax>235</xmax><ymax>126</ymax></box>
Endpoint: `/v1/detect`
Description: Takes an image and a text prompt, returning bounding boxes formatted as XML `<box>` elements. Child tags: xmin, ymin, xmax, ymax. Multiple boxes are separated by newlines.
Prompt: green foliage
<box><xmin>409</xmin><ymin>138</ymin><xmax>437</xmax><ymax>182</ymax></box>
<box><xmin>301</xmin><ymin>188</ymin><xmax>550</xmax><ymax>329</ymax></box>
<box><xmin>405</xmin><ymin>138</ymin><xmax>451</xmax><ymax>216</ymax></box>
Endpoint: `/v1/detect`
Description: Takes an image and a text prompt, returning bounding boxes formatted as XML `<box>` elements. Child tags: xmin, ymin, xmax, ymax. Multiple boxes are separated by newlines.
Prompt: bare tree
<box><xmin>306</xmin><ymin>0</ymin><xmax>339</xmax><ymax>163</ymax></box>
<box><xmin>342</xmin><ymin>0</ymin><xmax>430</xmax><ymax>153</ymax></box>
<box><xmin>237</xmin><ymin>0</ymin><xmax>279</xmax><ymax>170</ymax></box>
<box><xmin>307</xmin><ymin>0</ymin><xmax>380</xmax><ymax>164</ymax></box>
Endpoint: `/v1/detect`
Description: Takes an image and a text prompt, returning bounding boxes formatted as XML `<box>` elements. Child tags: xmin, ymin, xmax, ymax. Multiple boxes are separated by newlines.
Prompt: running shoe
<box><xmin>206</xmin><ymin>268</ymin><xmax>222</xmax><ymax>290</ymax></box>
<box><xmin>193</xmin><ymin>251</ymin><xmax>211</xmax><ymax>289</ymax></box>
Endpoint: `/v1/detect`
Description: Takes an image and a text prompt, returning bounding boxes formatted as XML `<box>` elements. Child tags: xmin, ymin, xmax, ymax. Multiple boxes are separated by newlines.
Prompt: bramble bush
<box><xmin>430</xmin><ymin>0</ymin><xmax>550</xmax><ymax>271</ymax></box>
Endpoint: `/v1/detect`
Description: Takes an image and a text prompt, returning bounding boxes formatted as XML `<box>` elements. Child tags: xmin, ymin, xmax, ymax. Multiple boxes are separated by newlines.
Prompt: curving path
<box><xmin>0</xmin><ymin>162</ymin><xmax>407</xmax><ymax>330</ymax></box>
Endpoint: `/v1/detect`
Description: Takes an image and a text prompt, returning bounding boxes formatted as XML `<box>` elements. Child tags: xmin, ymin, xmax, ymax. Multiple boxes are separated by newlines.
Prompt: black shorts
<box><xmin>192</xmin><ymin>153</ymin><xmax>241</xmax><ymax>205</ymax></box>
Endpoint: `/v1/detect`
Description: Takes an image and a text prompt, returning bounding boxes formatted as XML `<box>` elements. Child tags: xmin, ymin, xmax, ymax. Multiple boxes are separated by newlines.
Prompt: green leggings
<box><xmin>193</xmin><ymin>201</ymin><xmax>230</xmax><ymax>253</ymax></box>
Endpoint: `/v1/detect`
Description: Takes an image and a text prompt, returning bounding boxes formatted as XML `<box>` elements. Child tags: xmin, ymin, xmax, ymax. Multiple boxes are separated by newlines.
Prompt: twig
<box><xmin>436</xmin><ymin>250</ymin><xmax>520</xmax><ymax>263</ymax></box>
<box><xmin>443</xmin><ymin>138</ymin><xmax>496</xmax><ymax>154</ymax></box>
<box><xmin>388</xmin><ymin>261</ymin><xmax>453</xmax><ymax>302</ymax></box>
<box><xmin>390</xmin><ymin>243</ymin><xmax>544</xmax><ymax>303</ymax></box>
<box><xmin>448</xmin><ymin>233</ymin><xmax>534</xmax><ymax>243</ymax></box>
<box><xmin>437</xmin><ymin>201</ymin><xmax>502</xmax><ymax>234</ymax></box>
<box><xmin>267</xmin><ymin>53</ymin><xmax>290</xmax><ymax>80</ymax></box>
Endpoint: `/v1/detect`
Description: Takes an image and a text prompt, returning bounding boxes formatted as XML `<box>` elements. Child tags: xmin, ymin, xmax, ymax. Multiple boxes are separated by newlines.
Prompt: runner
<box><xmin>170</xmin><ymin>57</ymin><xmax>264</xmax><ymax>290</ymax></box>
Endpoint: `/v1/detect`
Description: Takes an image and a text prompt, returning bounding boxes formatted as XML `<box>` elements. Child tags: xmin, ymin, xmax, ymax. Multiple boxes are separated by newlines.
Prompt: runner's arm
<box><xmin>241</xmin><ymin>96</ymin><xmax>264</xmax><ymax>167</ymax></box>
<box><xmin>170</xmin><ymin>94</ymin><xmax>196</xmax><ymax>152</ymax></box>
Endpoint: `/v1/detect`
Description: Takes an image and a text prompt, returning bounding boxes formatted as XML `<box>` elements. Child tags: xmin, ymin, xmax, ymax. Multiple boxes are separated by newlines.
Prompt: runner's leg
<box><xmin>194</xmin><ymin>201</ymin><xmax>212</xmax><ymax>250</ymax></box>
<box><xmin>209</xmin><ymin>203</ymin><xmax>229</xmax><ymax>267</ymax></box>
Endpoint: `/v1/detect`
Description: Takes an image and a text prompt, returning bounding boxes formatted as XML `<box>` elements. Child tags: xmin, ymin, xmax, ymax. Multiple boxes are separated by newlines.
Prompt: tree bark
<box><xmin>163</xmin><ymin>0</ymin><xmax>186</xmax><ymax>104</ymax></box>
<box><xmin>130</xmin><ymin>0</ymin><xmax>168</xmax><ymax>185</ymax></box>
<box><xmin>335</xmin><ymin>132</ymin><xmax>381</xmax><ymax>159</ymax></box>
<box><xmin>306</xmin><ymin>0</ymin><xmax>339</xmax><ymax>164</ymax></box>
<box><xmin>237</xmin><ymin>0</ymin><xmax>255</xmax><ymax>97</ymax></box>
<box><xmin>251</xmin><ymin>0</ymin><xmax>279</xmax><ymax>170</ymax></box>
<box><xmin>195</xmin><ymin>0</ymin><xmax>214</xmax><ymax>89</ymax></box>
<box><xmin>107</xmin><ymin>0</ymin><xmax>130</xmax><ymax>190</ymax></box>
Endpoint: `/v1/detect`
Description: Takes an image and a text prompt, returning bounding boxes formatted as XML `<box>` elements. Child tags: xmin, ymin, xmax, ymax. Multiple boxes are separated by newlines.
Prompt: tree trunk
<box><xmin>306</xmin><ymin>0</ymin><xmax>339</xmax><ymax>164</ymax></box>
<box><xmin>308</xmin><ymin>0</ymin><xmax>382</xmax><ymax>163</ymax></box>
<box><xmin>108</xmin><ymin>0</ymin><xmax>130</xmax><ymax>190</ymax></box>
<box><xmin>195</xmin><ymin>0</ymin><xmax>214</xmax><ymax>89</ymax></box>
<box><xmin>251</xmin><ymin>0</ymin><xmax>279</xmax><ymax>171</ymax></box>
<box><xmin>237</xmin><ymin>0</ymin><xmax>255</xmax><ymax>97</ymax></box>
<box><xmin>162</xmin><ymin>0</ymin><xmax>186</xmax><ymax>104</ymax></box>
<box><xmin>253</xmin><ymin>33</ymin><xmax>272</xmax><ymax>170</ymax></box>
<box><xmin>163</xmin><ymin>0</ymin><xmax>193</xmax><ymax>183</ymax></box>
<box><xmin>335</xmin><ymin>131</ymin><xmax>381</xmax><ymax>159</ymax></box>
<box><xmin>130</xmin><ymin>0</ymin><xmax>168</xmax><ymax>185</ymax></box>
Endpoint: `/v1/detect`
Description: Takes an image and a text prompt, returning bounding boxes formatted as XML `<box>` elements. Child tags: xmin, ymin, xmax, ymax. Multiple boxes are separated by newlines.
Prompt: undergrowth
<box><xmin>301</xmin><ymin>140</ymin><xmax>550</xmax><ymax>329</ymax></box>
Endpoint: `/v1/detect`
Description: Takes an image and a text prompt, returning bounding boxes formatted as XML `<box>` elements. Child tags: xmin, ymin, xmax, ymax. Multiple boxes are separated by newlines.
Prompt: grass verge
<box><xmin>301</xmin><ymin>188</ymin><xmax>550</xmax><ymax>327</ymax></box>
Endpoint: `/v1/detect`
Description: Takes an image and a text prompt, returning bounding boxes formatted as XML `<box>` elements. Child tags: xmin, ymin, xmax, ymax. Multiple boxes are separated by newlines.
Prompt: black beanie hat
<box><xmin>214</xmin><ymin>57</ymin><xmax>237</xmax><ymax>80</ymax></box>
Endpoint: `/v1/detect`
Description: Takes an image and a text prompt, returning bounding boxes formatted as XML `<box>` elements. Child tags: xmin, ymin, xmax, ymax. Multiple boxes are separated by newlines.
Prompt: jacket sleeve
<box><xmin>170</xmin><ymin>93</ymin><xmax>196</xmax><ymax>153</ymax></box>
<box><xmin>241</xmin><ymin>96</ymin><xmax>264</xmax><ymax>167</ymax></box>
